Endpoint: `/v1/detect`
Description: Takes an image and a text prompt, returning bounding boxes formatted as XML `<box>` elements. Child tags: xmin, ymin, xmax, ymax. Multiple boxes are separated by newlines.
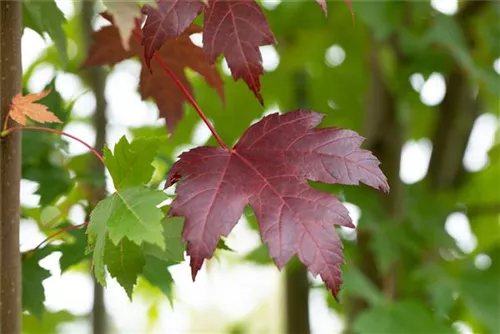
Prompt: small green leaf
<box><xmin>90</xmin><ymin>187</ymin><xmax>167</xmax><ymax>248</ymax></box>
<box><xmin>22</xmin><ymin>247</ymin><xmax>56</xmax><ymax>319</ymax></box>
<box><xmin>104</xmin><ymin>237</ymin><xmax>145</xmax><ymax>299</ymax></box>
<box><xmin>216</xmin><ymin>238</ymin><xmax>234</xmax><ymax>252</ymax></box>
<box><xmin>22</xmin><ymin>310</ymin><xmax>75</xmax><ymax>334</ymax></box>
<box><xmin>59</xmin><ymin>225</ymin><xmax>90</xmax><ymax>272</ymax></box>
<box><xmin>144</xmin><ymin>217</ymin><xmax>185</xmax><ymax>263</ymax></box>
<box><xmin>354</xmin><ymin>300</ymin><xmax>455</xmax><ymax>334</ymax></box>
<box><xmin>23</xmin><ymin>0</ymin><xmax>68</xmax><ymax>65</ymax></box>
<box><xmin>87</xmin><ymin>210</ymin><xmax>108</xmax><ymax>285</ymax></box>
<box><xmin>104</xmin><ymin>136</ymin><xmax>160</xmax><ymax>189</ymax></box>
<box><xmin>244</xmin><ymin>244</ymin><xmax>272</xmax><ymax>265</ymax></box>
<box><xmin>142</xmin><ymin>255</ymin><xmax>175</xmax><ymax>305</ymax></box>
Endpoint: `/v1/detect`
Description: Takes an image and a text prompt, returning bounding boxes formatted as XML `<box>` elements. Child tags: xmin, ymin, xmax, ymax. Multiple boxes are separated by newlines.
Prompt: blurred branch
<box><xmin>429</xmin><ymin>0</ymin><xmax>491</xmax><ymax>189</ymax></box>
<box><xmin>428</xmin><ymin>72</ymin><xmax>479</xmax><ymax>189</ymax></box>
<box><xmin>459</xmin><ymin>203</ymin><xmax>500</xmax><ymax>217</ymax></box>
<box><xmin>457</xmin><ymin>0</ymin><xmax>489</xmax><ymax>21</ymax></box>
<box><xmin>82</xmin><ymin>1</ymin><xmax>109</xmax><ymax>333</ymax></box>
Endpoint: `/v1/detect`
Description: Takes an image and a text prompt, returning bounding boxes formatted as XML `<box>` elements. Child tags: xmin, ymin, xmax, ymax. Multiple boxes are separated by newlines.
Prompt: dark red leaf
<box><xmin>142</xmin><ymin>0</ymin><xmax>204</xmax><ymax>68</ymax></box>
<box><xmin>166</xmin><ymin>111</ymin><xmax>389</xmax><ymax>297</ymax></box>
<box><xmin>82</xmin><ymin>16</ymin><xmax>223</xmax><ymax>132</ymax></box>
<box><xmin>202</xmin><ymin>0</ymin><xmax>276</xmax><ymax>104</ymax></box>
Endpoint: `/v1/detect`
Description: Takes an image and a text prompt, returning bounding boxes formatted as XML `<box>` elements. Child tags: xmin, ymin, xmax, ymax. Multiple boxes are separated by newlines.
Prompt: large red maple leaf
<box><xmin>82</xmin><ymin>14</ymin><xmax>223</xmax><ymax>132</ymax></box>
<box><xmin>165</xmin><ymin>111</ymin><xmax>389</xmax><ymax>296</ymax></box>
<box><xmin>202</xmin><ymin>0</ymin><xmax>276</xmax><ymax>104</ymax></box>
<box><xmin>141</xmin><ymin>0</ymin><xmax>204</xmax><ymax>68</ymax></box>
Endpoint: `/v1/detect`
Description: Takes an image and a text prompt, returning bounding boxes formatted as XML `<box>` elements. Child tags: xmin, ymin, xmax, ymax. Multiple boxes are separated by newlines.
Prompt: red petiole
<box><xmin>29</xmin><ymin>222</ymin><xmax>89</xmax><ymax>253</ymax></box>
<box><xmin>1</xmin><ymin>126</ymin><xmax>105</xmax><ymax>164</ymax></box>
<box><xmin>127</xmin><ymin>23</ymin><xmax>229</xmax><ymax>150</ymax></box>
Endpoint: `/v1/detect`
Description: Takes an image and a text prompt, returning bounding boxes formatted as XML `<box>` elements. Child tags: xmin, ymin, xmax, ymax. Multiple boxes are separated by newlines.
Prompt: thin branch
<box><xmin>1</xmin><ymin>126</ymin><xmax>105</xmax><ymax>164</ymax></box>
<box><xmin>31</xmin><ymin>222</ymin><xmax>89</xmax><ymax>253</ymax></box>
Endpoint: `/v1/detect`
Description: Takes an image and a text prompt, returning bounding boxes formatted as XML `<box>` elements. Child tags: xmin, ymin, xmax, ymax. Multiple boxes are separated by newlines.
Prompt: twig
<box><xmin>1</xmin><ymin>126</ymin><xmax>105</xmax><ymax>164</ymax></box>
<box><xmin>130</xmin><ymin>27</ymin><xmax>229</xmax><ymax>150</ymax></box>
<box><xmin>32</xmin><ymin>222</ymin><xmax>89</xmax><ymax>252</ymax></box>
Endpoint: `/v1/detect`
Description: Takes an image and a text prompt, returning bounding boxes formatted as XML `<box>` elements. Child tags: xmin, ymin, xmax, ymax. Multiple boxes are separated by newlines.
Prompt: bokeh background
<box><xmin>19</xmin><ymin>0</ymin><xmax>499</xmax><ymax>333</ymax></box>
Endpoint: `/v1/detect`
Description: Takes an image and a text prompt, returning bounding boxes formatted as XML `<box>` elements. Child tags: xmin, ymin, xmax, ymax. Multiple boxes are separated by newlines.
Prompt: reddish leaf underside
<box><xmin>202</xmin><ymin>0</ymin><xmax>276</xmax><ymax>104</ymax></box>
<box><xmin>82</xmin><ymin>15</ymin><xmax>223</xmax><ymax>132</ymax></box>
<box><xmin>166</xmin><ymin>111</ymin><xmax>389</xmax><ymax>297</ymax></box>
<box><xmin>142</xmin><ymin>0</ymin><xmax>204</xmax><ymax>68</ymax></box>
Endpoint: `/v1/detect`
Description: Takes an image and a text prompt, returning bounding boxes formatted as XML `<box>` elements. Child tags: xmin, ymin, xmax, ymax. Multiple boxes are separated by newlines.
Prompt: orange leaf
<box><xmin>8</xmin><ymin>89</ymin><xmax>63</xmax><ymax>126</ymax></box>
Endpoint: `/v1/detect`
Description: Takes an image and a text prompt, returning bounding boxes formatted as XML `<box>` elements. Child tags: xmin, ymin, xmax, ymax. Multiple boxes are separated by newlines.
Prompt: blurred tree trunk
<box><xmin>81</xmin><ymin>1</ymin><xmax>109</xmax><ymax>333</ymax></box>
<box><xmin>0</xmin><ymin>1</ymin><xmax>22</xmax><ymax>332</ymax></box>
<box><xmin>346</xmin><ymin>38</ymin><xmax>405</xmax><ymax>330</ymax></box>
<box><xmin>429</xmin><ymin>1</ymin><xmax>487</xmax><ymax>190</ymax></box>
<box><xmin>284</xmin><ymin>70</ymin><xmax>311</xmax><ymax>334</ymax></box>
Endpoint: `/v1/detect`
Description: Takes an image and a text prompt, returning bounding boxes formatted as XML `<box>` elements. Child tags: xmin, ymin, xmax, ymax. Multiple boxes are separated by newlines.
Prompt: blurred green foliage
<box><xmin>19</xmin><ymin>0</ymin><xmax>499</xmax><ymax>333</ymax></box>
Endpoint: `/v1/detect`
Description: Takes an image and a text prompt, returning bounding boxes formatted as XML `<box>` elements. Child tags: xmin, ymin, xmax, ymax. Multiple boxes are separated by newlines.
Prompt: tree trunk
<box><xmin>81</xmin><ymin>1</ymin><xmax>109</xmax><ymax>333</ymax></box>
<box><xmin>0</xmin><ymin>1</ymin><xmax>22</xmax><ymax>332</ymax></box>
<box><xmin>285</xmin><ymin>263</ymin><xmax>310</xmax><ymax>334</ymax></box>
<box><xmin>346</xmin><ymin>39</ymin><xmax>405</xmax><ymax>330</ymax></box>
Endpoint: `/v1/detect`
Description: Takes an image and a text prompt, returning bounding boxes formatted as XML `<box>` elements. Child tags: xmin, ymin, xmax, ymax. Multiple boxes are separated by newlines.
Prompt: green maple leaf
<box><xmin>144</xmin><ymin>217</ymin><xmax>185</xmax><ymax>263</ymax></box>
<box><xmin>59</xmin><ymin>225</ymin><xmax>90</xmax><ymax>272</ymax></box>
<box><xmin>22</xmin><ymin>247</ymin><xmax>56</xmax><ymax>319</ymax></box>
<box><xmin>142</xmin><ymin>255</ymin><xmax>175</xmax><ymax>305</ymax></box>
<box><xmin>104</xmin><ymin>237</ymin><xmax>145</xmax><ymax>299</ymax></box>
<box><xmin>87</xmin><ymin>136</ymin><xmax>167</xmax><ymax>288</ymax></box>
<box><xmin>104</xmin><ymin>136</ymin><xmax>160</xmax><ymax>189</ymax></box>
<box><xmin>88</xmin><ymin>187</ymin><xmax>167</xmax><ymax>285</ymax></box>
<box><xmin>93</xmin><ymin>187</ymin><xmax>168</xmax><ymax>247</ymax></box>
<box><xmin>87</xmin><ymin>210</ymin><xmax>107</xmax><ymax>285</ymax></box>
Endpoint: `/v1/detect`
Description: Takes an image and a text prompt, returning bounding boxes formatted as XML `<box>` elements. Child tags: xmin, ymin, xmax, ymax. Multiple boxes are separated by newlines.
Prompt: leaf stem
<box><xmin>1</xmin><ymin>126</ymin><xmax>105</xmax><ymax>164</ymax></box>
<box><xmin>2</xmin><ymin>114</ymin><xmax>10</xmax><ymax>131</ymax></box>
<box><xmin>32</xmin><ymin>222</ymin><xmax>89</xmax><ymax>252</ymax></box>
<box><xmin>130</xmin><ymin>29</ymin><xmax>229</xmax><ymax>150</ymax></box>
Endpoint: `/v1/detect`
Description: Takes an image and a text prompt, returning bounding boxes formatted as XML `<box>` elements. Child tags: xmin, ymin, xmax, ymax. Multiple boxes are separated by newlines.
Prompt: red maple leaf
<box><xmin>82</xmin><ymin>15</ymin><xmax>223</xmax><ymax>132</ymax></box>
<box><xmin>141</xmin><ymin>0</ymin><xmax>204</xmax><ymax>68</ymax></box>
<box><xmin>165</xmin><ymin>111</ymin><xmax>389</xmax><ymax>296</ymax></box>
<box><xmin>202</xmin><ymin>0</ymin><xmax>276</xmax><ymax>104</ymax></box>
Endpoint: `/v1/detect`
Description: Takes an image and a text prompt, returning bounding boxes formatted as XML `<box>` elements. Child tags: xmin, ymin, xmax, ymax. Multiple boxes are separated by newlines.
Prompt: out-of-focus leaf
<box><xmin>244</xmin><ymin>244</ymin><xmax>272</xmax><ymax>265</ymax></box>
<box><xmin>23</xmin><ymin>0</ymin><xmax>68</xmax><ymax>65</ymax></box>
<box><xmin>338</xmin><ymin>266</ymin><xmax>385</xmax><ymax>306</ymax></box>
<box><xmin>22</xmin><ymin>246</ymin><xmax>57</xmax><ymax>319</ymax></box>
<box><xmin>354</xmin><ymin>300</ymin><xmax>455</xmax><ymax>334</ymax></box>
<box><xmin>22</xmin><ymin>310</ymin><xmax>75</xmax><ymax>334</ymax></box>
<box><xmin>413</xmin><ymin>263</ymin><xmax>457</xmax><ymax>317</ymax></box>
<box><xmin>460</xmin><ymin>251</ymin><xmax>500</xmax><ymax>333</ymax></box>
<box><xmin>59</xmin><ymin>224</ymin><xmax>91</xmax><ymax>272</ymax></box>
<box><xmin>142</xmin><ymin>255</ymin><xmax>175</xmax><ymax>305</ymax></box>
<box><xmin>104</xmin><ymin>237</ymin><xmax>145</xmax><ymax>299</ymax></box>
